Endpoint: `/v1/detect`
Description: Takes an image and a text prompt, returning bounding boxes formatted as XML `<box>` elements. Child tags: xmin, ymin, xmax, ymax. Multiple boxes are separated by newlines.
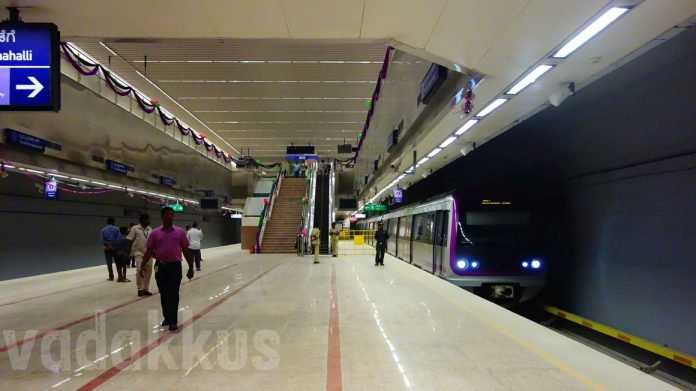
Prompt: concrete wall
<box><xmin>403</xmin><ymin>28</ymin><xmax>696</xmax><ymax>355</ymax></box>
<box><xmin>0</xmin><ymin>172</ymin><xmax>240</xmax><ymax>281</ymax></box>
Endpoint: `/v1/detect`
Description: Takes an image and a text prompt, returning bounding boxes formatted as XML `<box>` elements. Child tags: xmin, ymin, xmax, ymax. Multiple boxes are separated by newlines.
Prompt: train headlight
<box><xmin>471</xmin><ymin>261</ymin><xmax>480</xmax><ymax>269</ymax></box>
<box><xmin>521</xmin><ymin>261</ymin><xmax>529</xmax><ymax>268</ymax></box>
<box><xmin>531</xmin><ymin>259</ymin><xmax>542</xmax><ymax>269</ymax></box>
<box><xmin>456</xmin><ymin>259</ymin><xmax>469</xmax><ymax>270</ymax></box>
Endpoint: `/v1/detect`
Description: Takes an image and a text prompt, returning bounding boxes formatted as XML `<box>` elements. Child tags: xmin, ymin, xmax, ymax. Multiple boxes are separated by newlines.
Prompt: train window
<box><xmin>460</xmin><ymin>210</ymin><xmax>533</xmax><ymax>245</ymax></box>
<box><xmin>465</xmin><ymin>211</ymin><xmax>530</xmax><ymax>225</ymax></box>
<box><xmin>413</xmin><ymin>213</ymin><xmax>435</xmax><ymax>243</ymax></box>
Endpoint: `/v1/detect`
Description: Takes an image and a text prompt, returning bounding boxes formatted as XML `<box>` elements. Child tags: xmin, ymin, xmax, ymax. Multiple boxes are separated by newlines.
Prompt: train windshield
<box><xmin>458</xmin><ymin>211</ymin><xmax>532</xmax><ymax>246</ymax></box>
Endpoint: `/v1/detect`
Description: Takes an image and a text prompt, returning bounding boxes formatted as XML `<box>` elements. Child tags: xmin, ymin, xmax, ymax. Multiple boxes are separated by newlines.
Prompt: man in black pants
<box><xmin>374</xmin><ymin>223</ymin><xmax>389</xmax><ymax>266</ymax></box>
<box><xmin>141</xmin><ymin>207</ymin><xmax>194</xmax><ymax>332</ymax></box>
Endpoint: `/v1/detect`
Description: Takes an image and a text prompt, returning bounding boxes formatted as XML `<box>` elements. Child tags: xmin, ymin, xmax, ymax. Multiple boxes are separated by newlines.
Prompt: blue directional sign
<box><xmin>0</xmin><ymin>23</ymin><xmax>60</xmax><ymax>111</ymax></box>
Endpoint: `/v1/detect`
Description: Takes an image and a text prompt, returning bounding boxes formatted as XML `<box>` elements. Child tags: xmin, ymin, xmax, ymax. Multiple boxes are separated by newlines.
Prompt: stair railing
<box><xmin>255</xmin><ymin>169</ymin><xmax>283</xmax><ymax>253</ymax></box>
<box><xmin>297</xmin><ymin>162</ymin><xmax>317</xmax><ymax>255</ymax></box>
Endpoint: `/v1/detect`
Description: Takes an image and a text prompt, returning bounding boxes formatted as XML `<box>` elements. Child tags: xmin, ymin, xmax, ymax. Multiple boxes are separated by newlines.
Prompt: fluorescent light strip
<box><xmin>50</xmin><ymin>174</ymin><xmax>69</xmax><ymax>179</ymax></box>
<box><xmin>476</xmin><ymin>98</ymin><xmax>508</xmax><ymax>117</ymax></box>
<box><xmin>455</xmin><ymin>120</ymin><xmax>479</xmax><ymax>136</ymax></box>
<box><xmin>427</xmin><ymin>148</ymin><xmax>442</xmax><ymax>158</ymax></box>
<box><xmin>506</xmin><ymin>65</ymin><xmax>553</xmax><ymax>94</ymax></box>
<box><xmin>553</xmin><ymin>7</ymin><xmax>629</xmax><ymax>58</ymax></box>
<box><xmin>439</xmin><ymin>136</ymin><xmax>457</xmax><ymax>148</ymax></box>
<box><xmin>91</xmin><ymin>181</ymin><xmax>107</xmax><ymax>186</ymax></box>
<box><xmin>25</xmin><ymin>169</ymin><xmax>45</xmax><ymax>174</ymax></box>
<box><xmin>107</xmin><ymin>185</ymin><xmax>123</xmax><ymax>189</ymax></box>
<box><xmin>70</xmin><ymin>177</ymin><xmax>88</xmax><ymax>182</ymax></box>
<box><xmin>418</xmin><ymin>157</ymin><xmax>430</xmax><ymax>165</ymax></box>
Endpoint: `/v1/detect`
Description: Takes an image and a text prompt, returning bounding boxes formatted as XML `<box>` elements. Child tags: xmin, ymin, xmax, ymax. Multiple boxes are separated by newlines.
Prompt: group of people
<box><xmin>99</xmin><ymin>208</ymin><xmax>199</xmax><ymax>331</ymax></box>
<box><xmin>100</xmin><ymin>214</ymin><xmax>204</xmax><ymax>296</ymax></box>
<box><xmin>308</xmin><ymin>221</ymin><xmax>389</xmax><ymax>266</ymax></box>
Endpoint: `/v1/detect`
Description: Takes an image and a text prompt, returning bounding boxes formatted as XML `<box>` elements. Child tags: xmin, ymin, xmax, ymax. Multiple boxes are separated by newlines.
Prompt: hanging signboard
<box><xmin>44</xmin><ymin>177</ymin><xmax>58</xmax><ymax>199</ymax></box>
<box><xmin>393</xmin><ymin>188</ymin><xmax>403</xmax><ymax>204</ymax></box>
<box><xmin>364</xmin><ymin>203</ymin><xmax>387</xmax><ymax>212</ymax></box>
<box><xmin>0</xmin><ymin>22</ymin><xmax>61</xmax><ymax>111</ymax></box>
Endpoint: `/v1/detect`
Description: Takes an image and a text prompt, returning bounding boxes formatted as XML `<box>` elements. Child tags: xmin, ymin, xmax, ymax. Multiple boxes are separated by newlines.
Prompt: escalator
<box><xmin>313</xmin><ymin>174</ymin><xmax>330</xmax><ymax>254</ymax></box>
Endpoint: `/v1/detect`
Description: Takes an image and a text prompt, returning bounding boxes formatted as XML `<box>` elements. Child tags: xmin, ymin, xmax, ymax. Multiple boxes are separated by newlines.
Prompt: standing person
<box><xmin>100</xmin><ymin>217</ymin><xmax>120</xmax><ymax>281</ymax></box>
<box><xmin>127</xmin><ymin>214</ymin><xmax>153</xmax><ymax>297</ymax></box>
<box><xmin>329</xmin><ymin>223</ymin><xmax>340</xmax><ymax>258</ymax></box>
<box><xmin>374</xmin><ymin>222</ymin><xmax>389</xmax><ymax>266</ymax></box>
<box><xmin>311</xmin><ymin>226</ymin><xmax>321</xmax><ymax>264</ymax></box>
<box><xmin>114</xmin><ymin>227</ymin><xmax>132</xmax><ymax>282</ymax></box>
<box><xmin>187</xmin><ymin>222</ymin><xmax>204</xmax><ymax>271</ymax></box>
<box><xmin>128</xmin><ymin>223</ymin><xmax>136</xmax><ymax>267</ymax></box>
<box><xmin>141</xmin><ymin>207</ymin><xmax>194</xmax><ymax>332</ymax></box>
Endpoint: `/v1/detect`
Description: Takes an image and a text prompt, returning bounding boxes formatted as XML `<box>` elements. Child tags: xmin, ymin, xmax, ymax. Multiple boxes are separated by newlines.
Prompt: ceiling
<box><xmin>71</xmin><ymin>39</ymin><xmax>390</xmax><ymax>159</ymax></box>
<box><xmin>4</xmin><ymin>0</ymin><xmax>696</xmax><ymax>197</ymax></box>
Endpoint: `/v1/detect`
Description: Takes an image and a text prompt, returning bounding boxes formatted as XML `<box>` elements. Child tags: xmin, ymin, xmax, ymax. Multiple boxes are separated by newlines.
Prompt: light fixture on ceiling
<box><xmin>439</xmin><ymin>136</ymin><xmax>457</xmax><ymax>148</ymax></box>
<box><xmin>553</xmin><ymin>7</ymin><xmax>630</xmax><ymax>58</ymax></box>
<box><xmin>476</xmin><ymin>98</ymin><xmax>508</xmax><ymax>118</ymax></box>
<box><xmin>506</xmin><ymin>65</ymin><xmax>554</xmax><ymax>95</ymax></box>
<box><xmin>454</xmin><ymin>120</ymin><xmax>479</xmax><ymax>136</ymax></box>
<box><xmin>417</xmin><ymin>157</ymin><xmax>429</xmax><ymax>165</ymax></box>
<box><xmin>427</xmin><ymin>148</ymin><xmax>442</xmax><ymax>158</ymax></box>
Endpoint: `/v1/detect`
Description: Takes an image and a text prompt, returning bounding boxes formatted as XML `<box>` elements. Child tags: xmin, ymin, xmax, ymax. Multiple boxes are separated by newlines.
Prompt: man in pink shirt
<box><xmin>141</xmin><ymin>206</ymin><xmax>194</xmax><ymax>332</ymax></box>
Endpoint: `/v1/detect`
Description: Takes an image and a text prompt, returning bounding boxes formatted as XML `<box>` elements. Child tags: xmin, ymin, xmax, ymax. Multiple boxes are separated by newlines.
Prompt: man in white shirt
<box><xmin>126</xmin><ymin>214</ymin><xmax>153</xmax><ymax>296</ymax></box>
<box><xmin>187</xmin><ymin>222</ymin><xmax>204</xmax><ymax>271</ymax></box>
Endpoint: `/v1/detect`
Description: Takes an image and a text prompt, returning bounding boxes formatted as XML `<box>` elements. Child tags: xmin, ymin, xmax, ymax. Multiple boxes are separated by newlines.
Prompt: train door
<box><xmin>433</xmin><ymin>210</ymin><xmax>450</xmax><ymax>276</ymax></box>
<box><xmin>387</xmin><ymin>218</ymin><xmax>397</xmax><ymax>256</ymax></box>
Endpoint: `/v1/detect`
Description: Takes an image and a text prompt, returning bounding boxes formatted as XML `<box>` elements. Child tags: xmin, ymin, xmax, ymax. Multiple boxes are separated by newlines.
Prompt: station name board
<box><xmin>0</xmin><ymin>23</ymin><xmax>61</xmax><ymax>111</ymax></box>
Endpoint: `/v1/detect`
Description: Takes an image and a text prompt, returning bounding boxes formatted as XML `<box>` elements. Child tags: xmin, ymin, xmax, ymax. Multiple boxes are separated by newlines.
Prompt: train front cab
<box><xmin>444</xmin><ymin>200</ymin><xmax>546</xmax><ymax>305</ymax></box>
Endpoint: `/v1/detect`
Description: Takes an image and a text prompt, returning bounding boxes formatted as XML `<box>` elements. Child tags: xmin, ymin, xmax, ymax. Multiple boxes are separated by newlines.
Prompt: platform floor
<box><xmin>0</xmin><ymin>245</ymin><xmax>676</xmax><ymax>391</ymax></box>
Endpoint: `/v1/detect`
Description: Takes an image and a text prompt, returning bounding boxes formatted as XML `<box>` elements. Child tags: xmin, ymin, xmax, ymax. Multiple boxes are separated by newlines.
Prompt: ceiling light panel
<box><xmin>476</xmin><ymin>98</ymin><xmax>508</xmax><ymax>117</ymax></box>
<box><xmin>454</xmin><ymin>120</ymin><xmax>479</xmax><ymax>136</ymax></box>
<box><xmin>553</xmin><ymin>7</ymin><xmax>630</xmax><ymax>58</ymax></box>
<box><xmin>506</xmin><ymin>65</ymin><xmax>553</xmax><ymax>95</ymax></box>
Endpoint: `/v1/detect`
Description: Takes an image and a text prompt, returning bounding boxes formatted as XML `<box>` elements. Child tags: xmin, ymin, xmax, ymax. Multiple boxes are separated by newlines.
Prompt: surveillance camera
<box><xmin>460</xmin><ymin>143</ymin><xmax>475</xmax><ymax>156</ymax></box>
<box><xmin>548</xmin><ymin>83</ymin><xmax>575</xmax><ymax>107</ymax></box>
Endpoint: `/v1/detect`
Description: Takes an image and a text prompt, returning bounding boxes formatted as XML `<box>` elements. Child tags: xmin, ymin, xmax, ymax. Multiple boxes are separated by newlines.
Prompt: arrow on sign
<box><xmin>16</xmin><ymin>77</ymin><xmax>44</xmax><ymax>98</ymax></box>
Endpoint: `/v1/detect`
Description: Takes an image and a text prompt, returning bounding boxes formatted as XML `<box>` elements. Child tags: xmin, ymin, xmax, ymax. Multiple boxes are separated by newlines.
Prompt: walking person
<box><xmin>128</xmin><ymin>223</ymin><xmax>136</xmax><ymax>267</ymax></box>
<box><xmin>114</xmin><ymin>227</ymin><xmax>132</xmax><ymax>282</ymax></box>
<box><xmin>100</xmin><ymin>217</ymin><xmax>120</xmax><ymax>281</ymax></box>
<box><xmin>374</xmin><ymin>222</ymin><xmax>389</xmax><ymax>266</ymax></box>
<box><xmin>329</xmin><ymin>223</ymin><xmax>340</xmax><ymax>257</ymax></box>
<box><xmin>127</xmin><ymin>214</ymin><xmax>153</xmax><ymax>296</ymax></box>
<box><xmin>141</xmin><ymin>207</ymin><xmax>194</xmax><ymax>332</ymax></box>
<box><xmin>187</xmin><ymin>222</ymin><xmax>204</xmax><ymax>271</ymax></box>
<box><xmin>311</xmin><ymin>226</ymin><xmax>321</xmax><ymax>264</ymax></box>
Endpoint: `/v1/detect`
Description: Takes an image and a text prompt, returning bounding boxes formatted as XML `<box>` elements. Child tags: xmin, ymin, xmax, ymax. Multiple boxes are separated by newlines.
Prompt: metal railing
<box><xmin>255</xmin><ymin>169</ymin><xmax>282</xmax><ymax>253</ymax></box>
<box><xmin>296</xmin><ymin>162</ymin><xmax>317</xmax><ymax>256</ymax></box>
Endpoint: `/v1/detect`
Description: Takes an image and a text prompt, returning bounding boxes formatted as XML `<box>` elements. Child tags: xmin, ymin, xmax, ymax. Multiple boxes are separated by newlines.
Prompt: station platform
<box><xmin>0</xmin><ymin>245</ymin><xmax>676</xmax><ymax>390</ymax></box>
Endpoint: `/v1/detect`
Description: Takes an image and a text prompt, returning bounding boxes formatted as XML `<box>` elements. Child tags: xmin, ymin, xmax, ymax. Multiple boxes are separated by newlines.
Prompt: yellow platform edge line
<box><xmin>543</xmin><ymin>305</ymin><xmax>695</xmax><ymax>369</ymax></box>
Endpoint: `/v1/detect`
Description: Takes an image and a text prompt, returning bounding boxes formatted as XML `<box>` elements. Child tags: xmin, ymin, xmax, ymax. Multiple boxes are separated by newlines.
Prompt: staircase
<box><xmin>313</xmin><ymin>174</ymin><xmax>330</xmax><ymax>254</ymax></box>
<box><xmin>261</xmin><ymin>178</ymin><xmax>307</xmax><ymax>254</ymax></box>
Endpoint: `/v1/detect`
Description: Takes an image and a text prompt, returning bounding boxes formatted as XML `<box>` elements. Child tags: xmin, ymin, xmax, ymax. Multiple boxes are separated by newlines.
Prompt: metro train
<box><xmin>358</xmin><ymin>192</ymin><xmax>551</xmax><ymax>305</ymax></box>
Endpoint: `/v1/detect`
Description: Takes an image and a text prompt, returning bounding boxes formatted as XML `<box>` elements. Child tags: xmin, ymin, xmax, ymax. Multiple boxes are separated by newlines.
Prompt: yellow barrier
<box><xmin>543</xmin><ymin>305</ymin><xmax>695</xmax><ymax>369</ymax></box>
<box><xmin>336</xmin><ymin>229</ymin><xmax>376</xmax><ymax>256</ymax></box>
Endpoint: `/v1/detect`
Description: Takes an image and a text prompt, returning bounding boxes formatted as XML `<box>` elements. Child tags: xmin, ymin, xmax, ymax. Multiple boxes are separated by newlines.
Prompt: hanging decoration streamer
<box><xmin>352</xmin><ymin>47</ymin><xmax>395</xmax><ymax>162</ymax></box>
<box><xmin>61</xmin><ymin>43</ymin><xmax>281</xmax><ymax>169</ymax></box>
